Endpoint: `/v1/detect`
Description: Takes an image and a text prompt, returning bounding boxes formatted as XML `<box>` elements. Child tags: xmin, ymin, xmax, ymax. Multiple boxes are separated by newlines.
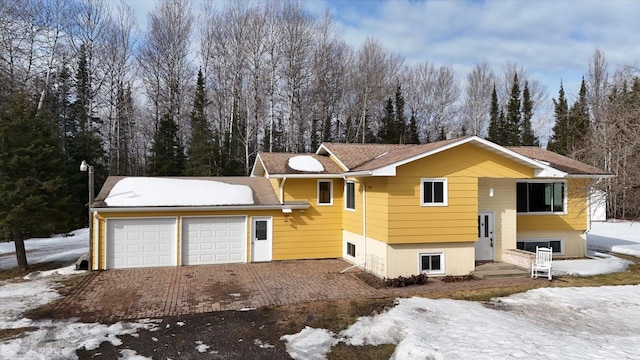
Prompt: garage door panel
<box><xmin>106</xmin><ymin>218</ymin><xmax>176</xmax><ymax>269</ymax></box>
<box><xmin>182</xmin><ymin>217</ymin><xmax>246</xmax><ymax>265</ymax></box>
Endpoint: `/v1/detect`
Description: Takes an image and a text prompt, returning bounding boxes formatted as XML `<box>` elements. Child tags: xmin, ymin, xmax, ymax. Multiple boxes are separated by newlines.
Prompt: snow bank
<box><xmin>0</xmin><ymin>229</ymin><xmax>89</xmax><ymax>270</ymax></box>
<box><xmin>552</xmin><ymin>251</ymin><xmax>632</xmax><ymax>276</ymax></box>
<box><xmin>288</xmin><ymin>156</ymin><xmax>325</xmax><ymax>172</ymax></box>
<box><xmin>283</xmin><ymin>286</ymin><xmax>640</xmax><ymax>359</ymax></box>
<box><xmin>280</xmin><ymin>326</ymin><xmax>337</xmax><ymax>360</ymax></box>
<box><xmin>105</xmin><ymin>177</ymin><xmax>254</xmax><ymax>207</ymax></box>
<box><xmin>588</xmin><ymin>221</ymin><xmax>640</xmax><ymax>257</ymax></box>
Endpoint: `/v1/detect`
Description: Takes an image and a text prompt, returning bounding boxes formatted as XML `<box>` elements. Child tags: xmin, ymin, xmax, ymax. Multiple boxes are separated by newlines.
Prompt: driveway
<box><xmin>49</xmin><ymin>259</ymin><xmax>535</xmax><ymax>322</ymax></box>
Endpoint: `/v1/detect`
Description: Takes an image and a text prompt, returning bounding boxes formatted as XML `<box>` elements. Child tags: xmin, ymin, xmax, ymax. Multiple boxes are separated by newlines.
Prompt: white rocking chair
<box><xmin>531</xmin><ymin>247</ymin><xmax>552</xmax><ymax>280</ymax></box>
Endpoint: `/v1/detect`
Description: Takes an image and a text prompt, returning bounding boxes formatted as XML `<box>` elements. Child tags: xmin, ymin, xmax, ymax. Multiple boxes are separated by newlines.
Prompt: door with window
<box><xmin>251</xmin><ymin>217</ymin><xmax>272</xmax><ymax>262</ymax></box>
<box><xmin>475</xmin><ymin>212</ymin><xmax>494</xmax><ymax>261</ymax></box>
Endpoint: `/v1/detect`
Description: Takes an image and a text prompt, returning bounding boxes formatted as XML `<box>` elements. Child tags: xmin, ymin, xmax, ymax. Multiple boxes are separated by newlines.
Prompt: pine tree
<box><xmin>0</xmin><ymin>95</ymin><xmax>70</xmax><ymax>271</ymax></box>
<box><xmin>520</xmin><ymin>81</ymin><xmax>539</xmax><ymax>146</ymax></box>
<box><xmin>377</xmin><ymin>97</ymin><xmax>395</xmax><ymax>143</ymax></box>
<box><xmin>567</xmin><ymin>78</ymin><xmax>590</xmax><ymax>151</ymax></box>
<box><xmin>394</xmin><ymin>86</ymin><xmax>407</xmax><ymax>143</ymax></box>
<box><xmin>406</xmin><ymin>111</ymin><xmax>420</xmax><ymax>144</ymax></box>
<box><xmin>186</xmin><ymin>70</ymin><xmax>217</xmax><ymax>176</ymax></box>
<box><xmin>548</xmin><ymin>82</ymin><xmax>570</xmax><ymax>154</ymax></box>
<box><xmin>487</xmin><ymin>86</ymin><xmax>501</xmax><ymax>143</ymax></box>
<box><xmin>505</xmin><ymin>73</ymin><xmax>522</xmax><ymax>146</ymax></box>
<box><xmin>148</xmin><ymin>113</ymin><xmax>186</xmax><ymax>176</ymax></box>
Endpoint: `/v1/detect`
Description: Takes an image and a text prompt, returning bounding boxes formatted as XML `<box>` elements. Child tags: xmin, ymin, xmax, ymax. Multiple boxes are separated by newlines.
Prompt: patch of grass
<box><xmin>275</xmin><ymin>298</ymin><xmax>395</xmax><ymax>335</ymax></box>
<box><xmin>329</xmin><ymin>343</ymin><xmax>396</xmax><ymax>360</ymax></box>
<box><xmin>0</xmin><ymin>327</ymin><xmax>39</xmax><ymax>341</ymax></box>
<box><xmin>447</xmin><ymin>284</ymin><xmax>545</xmax><ymax>302</ymax></box>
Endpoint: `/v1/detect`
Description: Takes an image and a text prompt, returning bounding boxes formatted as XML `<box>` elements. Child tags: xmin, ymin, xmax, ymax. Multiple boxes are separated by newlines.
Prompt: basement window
<box><xmin>419</xmin><ymin>252</ymin><xmax>444</xmax><ymax>274</ymax></box>
<box><xmin>517</xmin><ymin>239</ymin><xmax>563</xmax><ymax>255</ymax></box>
<box><xmin>346</xmin><ymin>242</ymin><xmax>356</xmax><ymax>257</ymax></box>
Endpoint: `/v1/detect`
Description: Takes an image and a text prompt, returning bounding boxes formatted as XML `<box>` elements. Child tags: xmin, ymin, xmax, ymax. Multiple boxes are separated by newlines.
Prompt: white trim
<box><xmin>418</xmin><ymin>252</ymin><xmax>445</xmax><ymax>275</ymax></box>
<box><xmin>516</xmin><ymin>180</ymin><xmax>568</xmax><ymax>215</ymax></box>
<box><xmin>268</xmin><ymin>173</ymin><xmax>343</xmax><ymax>179</ymax></box>
<box><xmin>250</xmin><ymin>153</ymin><xmax>269</xmax><ymax>177</ymax></box>
<box><xmin>517</xmin><ymin>238</ymin><xmax>565</xmax><ymax>255</ymax></box>
<box><xmin>317</xmin><ymin>179</ymin><xmax>334</xmax><ymax>206</ymax></box>
<box><xmin>92</xmin><ymin>203</ymin><xmax>309</xmax><ymax>212</ymax></box>
<box><xmin>420</xmin><ymin>178</ymin><xmax>448</xmax><ymax>207</ymax></box>
<box><xmin>345</xmin><ymin>181</ymin><xmax>356</xmax><ymax>211</ymax></box>
<box><xmin>316</xmin><ymin>143</ymin><xmax>351</xmax><ymax>171</ymax></box>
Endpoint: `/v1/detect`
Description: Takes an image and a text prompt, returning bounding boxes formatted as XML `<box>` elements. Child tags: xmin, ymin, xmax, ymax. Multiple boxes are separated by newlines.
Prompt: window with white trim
<box><xmin>517</xmin><ymin>239</ymin><xmax>563</xmax><ymax>255</ymax></box>
<box><xmin>517</xmin><ymin>181</ymin><xmax>566</xmax><ymax>213</ymax></box>
<box><xmin>419</xmin><ymin>252</ymin><xmax>444</xmax><ymax>274</ymax></box>
<box><xmin>318</xmin><ymin>180</ymin><xmax>333</xmax><ymax>205</ymax></box>
<box><xmin>421</xmin><ymin>178</ymin><xmax>448</xmax><ymax>206</ymax></box>
<box><xmin>346</xmin><ymin>242</ymin><xmax>356</xmax><ymax>257</ymax></box>
<box><xmin>345</xmin><ymin>181</ymin><xmax>355</xmax><ymax>210</ymax></box>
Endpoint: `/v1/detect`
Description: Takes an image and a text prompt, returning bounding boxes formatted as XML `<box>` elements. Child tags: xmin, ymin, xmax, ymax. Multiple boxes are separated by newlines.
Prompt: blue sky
<box><xmin>125</xmin><ymin>0</ymin><xmax>640</xmax><ymax>101</ymax></box>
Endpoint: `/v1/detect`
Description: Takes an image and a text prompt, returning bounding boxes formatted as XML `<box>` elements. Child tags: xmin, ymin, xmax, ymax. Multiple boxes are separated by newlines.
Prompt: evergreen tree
<box><xmin>0</xmin><ymin>95</ymin><xmax>70</xmax><ymax>271</ymax></box>
<box><xmin>394</xmin><ymin>86</ymin><xmax>407</xmax><ymax>143</ymax></box>
<box><xmin>148</xmin><ymin>113</ymin><xmax>186</xmax><ymax>176</ymax></box>
<box><xmin>186</xmin><ymin>70</ymin><xmax>217</xmax><ymax>176</ymax></box>
<box><xmin>520</xmin><ymin>81</ymin><xmax>539</xmax><ymax>146</ymax></box>
<box><xmin>487</xmin><ymin>86</ymin><xmax>502</xmax><ymax>143</ymax></box>
<box><xmin>437</xmin><ymin>126</ymin><xmax>446</xmax><ymax>141</ymax></box>
<box><xmin>111</xmin><ymin>84</ymin><xmax>135</xmax><ymax>175</ymax></box>
<box><xmin>406</xmin><ymin>111</ymin><xmax>420</xmax><ymax>144</ymax></box>
<box><xmin>567</xmin><ymin>78</ymin><xmax>590</xmax><ymax>151</ymax></box>
<box><xmin>322</xmin><ymin>115</ymin><xmax>333</xmax><ymax>143</ymax></box>
<box><xmin>377</xmin><ymin>97</ymin><xmax>395</xmax><ymax>143</ymax></box>
<box><xmin>505</xmin><ymin>73</ymin><xmax>522</xmax><ymax>146</ymax></box>
<box><xmin>548</xmin><ymin>82</ymin><xmax>570</xmax><ymax>154</ymax></box>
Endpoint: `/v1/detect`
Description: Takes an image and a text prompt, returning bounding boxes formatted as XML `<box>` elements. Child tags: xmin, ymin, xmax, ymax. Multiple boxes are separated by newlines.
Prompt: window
<box><xmin>318</xmin><ymin>180</ymin><xmax>333</xmax><ymax>205</ymax></box>
<box><xmin>517</xmin><ymin>239</ymin><xmax>563</xmax><ymax>254</ymax></box>
<box><xmin>421</xmin><ymin>178</ymin><xmax>448</xmax><ymax>206</ymax></box>
<box><xmin>346</xmin><ymin>242</ymin><xmax>356</xmax><ymax>257</ymax></box>
<box><xmin>254</xmin><ymin>220</ymin><xmax>268</xmax><ymax>241</ymax></box>
<box><xmin>517</xmin><ymin>181</ymin><xmax>566</xmax><ymax>213</ymax></box>
<box><xmin>345</xmin><ymin>181</ymin><xmax>355</xmax><ymax>210</ymax></box>
<box><xmin>419</xmin><ymin>252</ymin><xmax>444</xmax><ymax>274</ymax></box>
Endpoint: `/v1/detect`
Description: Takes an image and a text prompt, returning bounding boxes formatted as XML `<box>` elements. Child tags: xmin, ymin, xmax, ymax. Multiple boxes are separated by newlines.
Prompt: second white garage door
<box><xmin>182</xmin><ymin>216</ymin><xmax>246</xmax><ymax>265</ymax></box>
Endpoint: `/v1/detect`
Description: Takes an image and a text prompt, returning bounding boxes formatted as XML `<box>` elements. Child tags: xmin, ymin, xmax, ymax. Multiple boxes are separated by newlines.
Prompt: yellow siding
<box><xmin>386</xmin><ymin>143</ymin><xmax>534</xmax><ymax>244</ymax></box>
<box><xmin>387</xmin><ymin>242</ymin><xmax>476</xmax><ymax>277</ymax></box>
<box><xmin>342</xmin><ymin>180</ymin><xmax>364</xmax><ymax>235</ymax></box>
<box><xmin>517</xmin><ymin>178</ymin><xmax>590</xmax><ymax>232</ymax></box>
<box><xmin>279</xmin><ymin>178</ymin><xmax>343</xmax><ymax>260</ymax></box>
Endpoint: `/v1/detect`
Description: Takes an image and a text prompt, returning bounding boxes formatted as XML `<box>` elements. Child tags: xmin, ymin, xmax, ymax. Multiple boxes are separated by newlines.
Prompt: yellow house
<box><xmin>89</xmin><ymin>136</ymin><xmax>611</xmax><ymax>278</ymax></box>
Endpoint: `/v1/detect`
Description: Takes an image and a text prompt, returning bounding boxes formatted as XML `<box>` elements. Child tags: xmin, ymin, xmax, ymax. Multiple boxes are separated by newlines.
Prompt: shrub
<box><xmin>383</xmin><ymin>273</ymin><xmax>429</xmax><ymax>287</ymax></box>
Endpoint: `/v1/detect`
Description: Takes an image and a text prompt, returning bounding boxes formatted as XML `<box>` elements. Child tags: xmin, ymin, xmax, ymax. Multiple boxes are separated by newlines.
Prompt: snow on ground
<box><xmin>105</xmin><ymin>177</ymin><xmax>254</xmax><ymax>207</ymax></box>
<box><xmin>553</xmin><ymin>251</ymin><xmax>632</xmax><ymax>276</ymax></box>
<box><xmin>284</xmin><ymin>286</ymin><xmax>640</xmax><ymax>360</ymax></box>
<box><xmin>588</xmin><ymin>220</ymin><xmax>640</xmax><ymax>257</ymax></box>
<box><xmin>0</xmin><ymin>267</ymin><xmax>161</xmax><ymax>360</ymax></box>
<box><xmin>288</xmin><ymin>155</ymin><xmax>325</xmax><ymax>172</ymax></box>
<box><xmin>0</xmin><ymin>228</ymin><xmax>89</xmax><ymax>270</ymax></box>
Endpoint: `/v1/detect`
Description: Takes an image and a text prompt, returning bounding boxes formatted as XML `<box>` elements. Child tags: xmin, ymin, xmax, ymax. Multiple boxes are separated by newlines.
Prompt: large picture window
<box><xmin>421</xmin><ymin>178</ymin><xmax>448</xmax><ymax>206</ymax></box>
<box><xmin>517</xmin><ymin>181</ymin><xmax>565</xmax><ymax>213</ymax></box>
<box><xmin>345</xmin><ymin>181</ymin><xmax>355</xmax><ymax>210</ymax></box>
<box><xmin>419</xmin><ymin>252</ymin><xmax>444</xmax><ymax>274</ymax></box>
<box><xmin>317</xmin><ymin>180</ymin><xmax>333</xmax><ymax>205</ymax></box>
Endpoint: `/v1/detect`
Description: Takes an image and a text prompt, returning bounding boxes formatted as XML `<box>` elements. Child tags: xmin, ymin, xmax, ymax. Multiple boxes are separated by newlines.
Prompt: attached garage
<box><xmin>106</xmin><ymin>218</ymin><xmax>177</xmax><ymax>269</ymax></box>
<box><xmin>182</xmin><ymin>216</ymin><xmax>246</xmax><ymax>265</ymax></box>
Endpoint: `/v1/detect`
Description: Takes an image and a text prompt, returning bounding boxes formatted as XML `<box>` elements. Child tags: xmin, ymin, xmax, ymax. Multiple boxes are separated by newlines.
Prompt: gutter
<box><xmin>269</xmin><ymin>174</ymin><xmax>343</xmax><ymax>179</ymax></box>
<box><xmin>90</xmin><ymin>203</ymin><xmax>310</xmax><ymax>213</ymax></box>
<box><xmin>279</xmin><ymin>177</ymin><xmax>287</xmax><ymax>204</ymax></box>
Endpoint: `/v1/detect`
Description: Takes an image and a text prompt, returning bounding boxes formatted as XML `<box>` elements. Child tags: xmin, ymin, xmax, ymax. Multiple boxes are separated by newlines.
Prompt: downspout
<box><xmin>279</xmin><ymin>177</ymin><xmax>287</xmax><ymax>204</ymax></box>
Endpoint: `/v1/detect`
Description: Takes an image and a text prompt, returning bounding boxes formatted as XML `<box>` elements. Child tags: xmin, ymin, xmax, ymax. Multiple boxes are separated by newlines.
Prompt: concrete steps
<box><xmin>473</xmin><ymin>262</ymin><xmax>529</xmax><ymax>279</ymax></box>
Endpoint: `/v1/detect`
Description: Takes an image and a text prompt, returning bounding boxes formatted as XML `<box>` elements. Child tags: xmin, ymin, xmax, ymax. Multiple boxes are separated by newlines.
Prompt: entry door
<box><xmin>251</xmin><ymin>217</ymin><xmax>272</xmax><ymax>262</ymax></box>
<box><xmin>475</xmin><ymin>212</ymin><xmax>494</xmax><ymax>261</ymax></box>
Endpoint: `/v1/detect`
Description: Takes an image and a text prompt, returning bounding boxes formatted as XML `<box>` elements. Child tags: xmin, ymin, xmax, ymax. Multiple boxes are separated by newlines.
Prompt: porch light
<box><xmin>489</xmin><ymin>187</ymin><xmax>494</xmax><ymax>197</ymax></box>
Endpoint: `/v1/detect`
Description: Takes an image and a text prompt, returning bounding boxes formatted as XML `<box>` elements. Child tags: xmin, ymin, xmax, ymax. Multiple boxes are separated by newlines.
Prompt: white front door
<box><xmin>251</xmin><ymin>217</ymin><xmax>272</xmax><ymax>262</ymax></box>
<box><xmin>475</xmin><ymin>212</ymin><xmax>494</xmax><ymax>261</ymax></box>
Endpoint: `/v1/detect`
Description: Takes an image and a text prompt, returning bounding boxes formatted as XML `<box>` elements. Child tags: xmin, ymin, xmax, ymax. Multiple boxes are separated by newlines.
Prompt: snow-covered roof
<box><xmin>287</xmin><ymin>155</ymin><xmax>325</xmax><ymax>172</ymax></box>
<box><xmin>104</xmin><ymin>178</ymin><xmax>254</xmax><ymax>207</ymax></box>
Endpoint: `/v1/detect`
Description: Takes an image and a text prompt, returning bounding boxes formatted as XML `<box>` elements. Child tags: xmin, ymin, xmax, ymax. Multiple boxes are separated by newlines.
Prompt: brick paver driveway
<box><xmin>54</xmin><ymin>259</ymin><xmax>537</xmax><ymax>322</ymax></box>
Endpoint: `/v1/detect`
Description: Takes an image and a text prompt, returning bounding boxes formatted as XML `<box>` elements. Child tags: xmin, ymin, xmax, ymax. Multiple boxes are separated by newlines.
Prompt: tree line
<box><xmin>1</xmin><ymin>0</ymin><xmax>639</xmax><ymax>269</ymax></box>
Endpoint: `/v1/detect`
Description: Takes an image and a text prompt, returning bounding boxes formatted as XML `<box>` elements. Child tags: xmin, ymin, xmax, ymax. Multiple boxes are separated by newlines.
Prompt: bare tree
<box><xmin>462</xmin><ymin>60</ymin><xmax>495</xmax><ymax>136</ymax></box>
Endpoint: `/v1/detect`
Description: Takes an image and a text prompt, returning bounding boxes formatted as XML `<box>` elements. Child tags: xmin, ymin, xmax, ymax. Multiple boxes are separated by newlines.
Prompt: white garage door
<box><xmin>106</xmin><ymin>218</ymin><xmax>176</xmax><ymax>269</ymax></box>
<box><xmin>182</xmin><ymin>217</ymin><xmax>246</xmax><ymax>265</ymax></box>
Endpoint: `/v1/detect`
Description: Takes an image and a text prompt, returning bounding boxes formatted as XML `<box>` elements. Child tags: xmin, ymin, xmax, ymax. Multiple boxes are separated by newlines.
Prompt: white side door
<box><xmin>251</xmin><ymin>217</ymin><xmax>272</xmax><ymax>262</ymax></box>
<box><xmin>475</xmin><ymin>212</ymin><xmax>495</xmax><ymax>261</ymax></box>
